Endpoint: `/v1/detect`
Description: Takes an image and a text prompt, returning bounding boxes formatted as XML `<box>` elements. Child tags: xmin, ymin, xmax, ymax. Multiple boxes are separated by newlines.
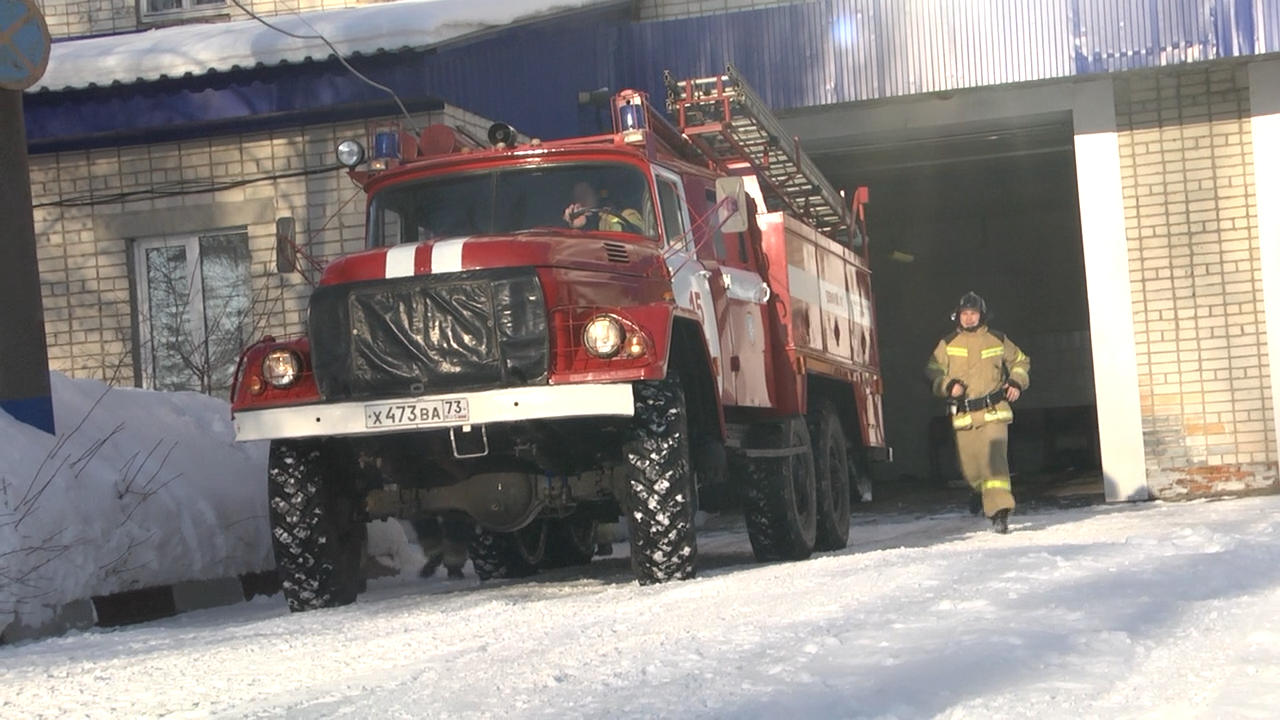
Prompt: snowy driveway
<box><xmin>5</xmin><ymin>496</ymin><xmax>1280</xmax><ymax>719</ymax></box>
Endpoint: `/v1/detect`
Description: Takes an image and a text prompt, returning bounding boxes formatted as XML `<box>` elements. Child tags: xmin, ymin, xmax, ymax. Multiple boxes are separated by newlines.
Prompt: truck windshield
<box><xmin>368</xmin><ymin>162</ymin><xmax>658</xmax><ymax>247</ymax></box>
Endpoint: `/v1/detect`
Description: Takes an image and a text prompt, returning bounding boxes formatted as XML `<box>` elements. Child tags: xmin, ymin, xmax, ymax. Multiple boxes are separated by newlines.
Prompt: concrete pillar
<box><xmin>1072</xmin><ymin>79</ymin><xmax>1148</xmax><ymax>502</ymax></box>
<box><xmin>1249</xmin><ymin>59</ymin><xmax>1280</xmax><ymax>471</ymax></box>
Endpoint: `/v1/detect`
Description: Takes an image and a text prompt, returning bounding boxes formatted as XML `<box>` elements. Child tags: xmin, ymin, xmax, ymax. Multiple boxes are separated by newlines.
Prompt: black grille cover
<box><xmin>308</xmin><ymin>268</ymin><xmax>548</xmax><ymax>400</ymax></box>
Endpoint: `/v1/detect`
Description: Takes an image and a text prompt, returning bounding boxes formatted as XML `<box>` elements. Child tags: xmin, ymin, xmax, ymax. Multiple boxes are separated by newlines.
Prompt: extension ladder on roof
<box><xmin>664</xmin><ymin>64</ymin><xmax>851</xmax><ymax>239</ymax></box>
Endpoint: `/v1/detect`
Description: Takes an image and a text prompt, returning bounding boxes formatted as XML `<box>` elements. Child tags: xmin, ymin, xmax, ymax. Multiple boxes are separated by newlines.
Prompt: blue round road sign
<box><xmin>0</xmin><ymin>0</ymin><xmax>50</xmax><ymax>91</ymax></box>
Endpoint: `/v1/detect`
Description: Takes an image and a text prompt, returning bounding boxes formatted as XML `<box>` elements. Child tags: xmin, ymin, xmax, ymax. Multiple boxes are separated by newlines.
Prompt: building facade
<box><xmin>22</xmin><ymin>0</ymin><xmax>1280</xmax><ymax>501</ymax></box>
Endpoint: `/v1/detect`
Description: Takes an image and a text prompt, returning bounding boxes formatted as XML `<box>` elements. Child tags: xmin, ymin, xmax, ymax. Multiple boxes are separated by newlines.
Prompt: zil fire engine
<box><xmin>230</xmin><ymin>66</ymin><xmax>891</xmax><ymax>612</ymax></box>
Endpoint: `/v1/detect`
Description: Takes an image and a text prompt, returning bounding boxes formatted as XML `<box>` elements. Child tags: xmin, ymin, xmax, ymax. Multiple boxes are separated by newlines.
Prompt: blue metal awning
<box><xmin>34</xmin><ymin>0</ymin><xmax>627</xmax><ymax>92</ymax></box>
<box><xmin>25</xmin><ymin>3</ymin><xmax>633</xmax><ymax>153</ymax></box>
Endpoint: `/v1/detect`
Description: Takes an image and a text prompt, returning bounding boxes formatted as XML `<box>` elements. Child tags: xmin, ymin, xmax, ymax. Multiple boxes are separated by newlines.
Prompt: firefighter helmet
<box><xmin>951</xmin><ymin>291</ymin><xmax>989</xmax><ymax>324</ymax></box>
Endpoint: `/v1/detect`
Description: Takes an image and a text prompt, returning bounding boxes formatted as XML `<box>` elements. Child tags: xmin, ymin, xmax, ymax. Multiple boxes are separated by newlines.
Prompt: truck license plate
<box><xmin>364</xmin><ymin>399</ymin><xmax>470</xmax><ymax>429</ymax></box>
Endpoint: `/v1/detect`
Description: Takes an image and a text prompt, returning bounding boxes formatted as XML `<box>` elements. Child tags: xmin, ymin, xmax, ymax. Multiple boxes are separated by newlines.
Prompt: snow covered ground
<box><xmin>6</xmin><ymin>492</ymin><xmax>1280</xmax><ymax>719</ymax></box>
<box><xmin>0</xmin><ymin>373</ymin><xmax>272</xmax><ymax>633</ymax></box>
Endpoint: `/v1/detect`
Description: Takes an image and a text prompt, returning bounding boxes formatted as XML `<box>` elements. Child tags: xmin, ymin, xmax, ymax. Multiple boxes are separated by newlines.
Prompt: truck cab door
<box><xmin>654</xmin><ymin>168</ymin><xmax>730</xmax><ymax>401</ymax></box>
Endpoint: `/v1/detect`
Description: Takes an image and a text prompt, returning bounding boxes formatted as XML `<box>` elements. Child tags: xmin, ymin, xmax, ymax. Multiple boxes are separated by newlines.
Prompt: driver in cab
<box><xmin>563</xmin><ymin>180</ymin><xmax>644</xmax><ymax>234</ymax></box>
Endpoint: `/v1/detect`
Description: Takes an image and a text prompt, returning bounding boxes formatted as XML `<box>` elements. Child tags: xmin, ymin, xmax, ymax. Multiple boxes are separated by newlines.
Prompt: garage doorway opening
<box><xmin>812</xmin><ymin>118</ymin><xmax>1104</xmax><ymax>510</ymax></box>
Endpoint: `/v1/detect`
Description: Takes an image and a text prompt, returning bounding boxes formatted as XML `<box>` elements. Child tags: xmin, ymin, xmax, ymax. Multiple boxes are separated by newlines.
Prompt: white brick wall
<box><xmin>1116</xmin><ymin>62</ymin><xmax>1279</xmax><ymax>497</ymax></box>
<box><xmin>29</xmin><ymin>106</ymin><xmax>494</xmax><ymax>389</ymax></box>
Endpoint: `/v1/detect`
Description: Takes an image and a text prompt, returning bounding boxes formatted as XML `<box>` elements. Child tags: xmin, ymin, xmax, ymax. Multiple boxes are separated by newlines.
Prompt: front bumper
<box><xmin>233</xmin><ymin>382</ymin><xmax>636</xmax><ymax>442</ymax></box>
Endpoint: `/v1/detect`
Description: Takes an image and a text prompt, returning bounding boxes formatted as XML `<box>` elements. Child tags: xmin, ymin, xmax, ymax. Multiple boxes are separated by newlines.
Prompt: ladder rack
<box><xmin>664</xmin><ymin>64</ymin><xmax>851</xmax><ymax>240</ymax></box>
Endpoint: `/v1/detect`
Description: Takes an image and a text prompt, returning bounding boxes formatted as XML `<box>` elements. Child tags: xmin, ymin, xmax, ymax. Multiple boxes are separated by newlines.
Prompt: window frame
<box><xmin>652</xmin><ymin>166</ymin><xmax>693</xmax><ymax>251</ymax></box>
<box><xmin>366</xmin><ymin>160</ymin><xmax>661</xmax><ymax>248</ymax></box>
<box><xmin>132</xmin><ymin>228</ymin><xmax>252</xmax><ymax>396</ymax></box>
<box><xmin>138</xmin><ymin>0</ymin><xmax>229</xmax><ymax>25</ymax></box>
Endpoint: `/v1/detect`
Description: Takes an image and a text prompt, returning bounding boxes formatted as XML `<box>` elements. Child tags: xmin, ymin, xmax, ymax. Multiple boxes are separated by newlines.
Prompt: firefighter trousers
<box><xmin>955</xmin><ymin>420</ymin><xmax>1015</xmax><ymax>517</ymax></box>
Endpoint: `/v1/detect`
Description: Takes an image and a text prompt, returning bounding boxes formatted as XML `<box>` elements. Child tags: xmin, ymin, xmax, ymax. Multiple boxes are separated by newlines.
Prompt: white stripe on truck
<box><xmin>431</xmin><ymin>237</ymin><xmax>467</xmax><ymax>273</ymax></box>
<box><xmin>384</xmin><ymin>244</ymin><xmax>418</xmax><ymax>279</ymax></box>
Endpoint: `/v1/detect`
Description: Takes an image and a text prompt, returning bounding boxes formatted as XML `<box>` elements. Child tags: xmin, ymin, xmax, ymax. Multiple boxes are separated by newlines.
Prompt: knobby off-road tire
<box><xmin>743</xmin><ymin>418</ymin><xmax>818</xmax><ymax>562</ymax></box>
<box><xmin>623</xmin><ymin>375</ymin><xmax>698</xmax><ymax>585</ymax></box>
<box><xmin>470</xmin><ymin>520</ymin><xmax>547</xmax><ymax>581</ymax></box>
<box><xmin>268</xmin><ymin>440</ymin><xmax>367</xmax><ymax>613</ymax></box>
<box><xmin>540</xmin><ymin>516</ymin><xmax>598</xmax><ymax>569</ymax></box>
<box><xmin>809</xmin><ymin>403</ymin><xmax>851</xmax><ymax>552</ymax></box>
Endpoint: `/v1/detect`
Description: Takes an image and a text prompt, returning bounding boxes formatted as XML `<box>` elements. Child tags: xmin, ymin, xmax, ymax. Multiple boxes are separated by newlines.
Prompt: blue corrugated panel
<box><xmin>864</xmin><ymin>0</ymin><xmax>1074</xmax><ymax>97</ymax></box>
<box><xmin>1264</xmin><ymin>0</ymin><xmax>1280</xmax><ymax>52</ymax></box>
<box><xmin>622</xmin><ymin>0</ymin><xmax>1259</xmax><ymax>111</ymax></box>
<box><xmin>414</xmin><ymin>14</ymin><xmax>625</xmax><ymax>139</ymax></box>
<box><xmin>622</xmin><ymin>0</ymin><xmax>1077</xmax><ymax>111</ymax></box>
<box><xmin>1072</xmin><ymin>0</ymin><xmax>1262</xmax><ymax>71</ymax></box>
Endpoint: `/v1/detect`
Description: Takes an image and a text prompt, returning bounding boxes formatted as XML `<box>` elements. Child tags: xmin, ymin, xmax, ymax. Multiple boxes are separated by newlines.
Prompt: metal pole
<box><xmin>0</xmin><ymin>88</ymin><xmax>54</xmax><ymax>433</ymax></box>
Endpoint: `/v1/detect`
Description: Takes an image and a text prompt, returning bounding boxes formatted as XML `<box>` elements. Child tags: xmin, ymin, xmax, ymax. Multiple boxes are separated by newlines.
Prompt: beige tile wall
<box><xmin>1115</xmin><ymin>61</ymin><xmax>1279</xmax><ymax>497</ymax></box>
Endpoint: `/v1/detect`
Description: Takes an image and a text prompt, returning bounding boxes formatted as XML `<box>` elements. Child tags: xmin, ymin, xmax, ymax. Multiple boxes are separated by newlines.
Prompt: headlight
<box><xmin>583</xmin><ymin>315</ymin><xmax>624</xmax><ymax>358</ymax></box>
<box><xmin>262</xmin><ymin>349</ymin><xmax>301</xmax><ymax>389</ymax></box>
<box><xmin>336</xmin><ymin>140</ymin><xmax>366</xmax><ymax>169</ymax></box>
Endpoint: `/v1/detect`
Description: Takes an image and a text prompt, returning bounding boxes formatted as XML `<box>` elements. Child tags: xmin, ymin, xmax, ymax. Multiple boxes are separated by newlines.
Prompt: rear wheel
<box><xmin>809</xmin><ymin>404</ymin><xmax>851</xmax><ymax>552</ymax></box>
<box><xmin>623</xmin><ymin>375</ymin><xmax>698</xmax><ymax>585</ymax></box>
<box><xmin>540</xmin><ymin>516</ymin><xmax>598</xmax><ymax>569</ymax></box>
<box><xmin>742</xmin><ymin>417</ymin><xmax>818</xmax><ymax>562</ymax></box>
<box><xmin>268</xmin><ymin>440</ymin><xmax>367</xmax><ymax>612</ymax></box>
<box><xmin>470</xmin><ymin>520</ymin><xmax>547</xmax><ymax>581</ymax></box>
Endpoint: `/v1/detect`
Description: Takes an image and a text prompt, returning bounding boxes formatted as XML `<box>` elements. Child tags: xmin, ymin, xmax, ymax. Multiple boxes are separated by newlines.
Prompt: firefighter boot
<box><xmin>991</xmin><ymin>509</ymin><xmax>1011</xmax><ymax>535</ymax></box>
<box><xmin>412</xmin><ymin>518</ymin><xmax>445</xmax><ymax>578</ymax></box>
<box><xmin>967</xmin><ymin>490</ymin><xmax>983</xmax><ymax>517</ymax></box>
<box><xmin>419</xmin><ymin>552</ymin><xmax>444</xmax><ymax>578</ymax></box>
<box><xmin>442</xmin><ymin>517</ymin><xmax>472</xmax><ymax>580</ymax></box>
<box><xmin>595</xmin><ymin>522</ymin><xmax>615</xmax><ymax>557</ymax></box>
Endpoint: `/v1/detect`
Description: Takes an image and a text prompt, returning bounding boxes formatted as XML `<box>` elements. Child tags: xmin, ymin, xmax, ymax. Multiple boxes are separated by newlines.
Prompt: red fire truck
<box><xmin>230</xmin><ymin>66</ymin><xmax>890</xmax><ymax>612</ymax></box>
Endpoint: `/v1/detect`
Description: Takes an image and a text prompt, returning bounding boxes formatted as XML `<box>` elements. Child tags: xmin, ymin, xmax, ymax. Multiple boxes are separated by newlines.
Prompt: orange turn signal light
<box><xmin>625</xmin><ymin>334</ymin><xmax>647</xmax><ymax>358</ymax></box>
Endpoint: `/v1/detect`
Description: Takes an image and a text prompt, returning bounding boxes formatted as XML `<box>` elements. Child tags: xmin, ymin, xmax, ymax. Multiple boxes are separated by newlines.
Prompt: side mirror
<box><xmin>715</xmin><ymin>176</ymin><xmax>749</xmax><ymax>234</ymax></box>
<box><xmin>275</xmin><ymin>217</ymin><xmax>297</xmax><ymax>274</ymax></box>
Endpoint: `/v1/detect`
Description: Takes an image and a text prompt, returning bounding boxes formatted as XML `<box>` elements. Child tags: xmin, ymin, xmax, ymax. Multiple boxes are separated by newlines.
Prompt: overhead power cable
<box><xmin>35</xmin><ymin>165</ymin><xmax>338</xmax><ymax>209</ymax></box>
<box><xmin>228</xmin><ymin>0</ymin><xmax>421</xmax><ymax>135</ymax></box>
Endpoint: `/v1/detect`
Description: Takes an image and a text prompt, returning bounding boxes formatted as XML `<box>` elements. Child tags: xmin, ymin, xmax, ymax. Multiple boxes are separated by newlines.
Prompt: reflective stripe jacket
<box><xmin>925</xmin><ymin>325</ymin><xmax>1031</xmax><ymax>426</ymax></box>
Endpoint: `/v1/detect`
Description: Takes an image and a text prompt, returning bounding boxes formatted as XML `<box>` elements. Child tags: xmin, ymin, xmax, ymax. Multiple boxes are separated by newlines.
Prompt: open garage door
<box><xmin>805</xmin><ymin>116</ymin><xmax>1103</xmax><ymax>505</ymax></box>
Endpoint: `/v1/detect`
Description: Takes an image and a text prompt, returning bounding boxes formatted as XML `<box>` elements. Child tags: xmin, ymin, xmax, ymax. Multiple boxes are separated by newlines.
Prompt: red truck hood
<box><xmin>319</xmin><ymin>232</ymin><xmax>665</xmax><ymax>286</ymax></box>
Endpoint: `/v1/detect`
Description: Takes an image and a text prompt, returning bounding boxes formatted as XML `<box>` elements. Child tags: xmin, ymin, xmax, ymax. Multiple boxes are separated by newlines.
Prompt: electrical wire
<box><xmin>228</xmin><ymin>0</ymin><xmax>420</xmax><ymax>135</ymax></box>
<box><xmin>34</xmin><ymin>165</ymin><xmax>338</xmax><ymax>209</ymax></box>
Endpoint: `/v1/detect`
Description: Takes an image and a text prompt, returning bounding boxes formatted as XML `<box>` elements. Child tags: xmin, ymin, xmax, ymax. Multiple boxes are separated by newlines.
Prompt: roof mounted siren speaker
<box><xmin>487</xmin><ymin>122</ymin><xmax>519</xmax><ymax>148</ymax></box>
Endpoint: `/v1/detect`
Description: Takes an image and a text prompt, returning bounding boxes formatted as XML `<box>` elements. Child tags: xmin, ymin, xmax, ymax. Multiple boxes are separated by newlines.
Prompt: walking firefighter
<box><xmin>925</xmin><ymin>292</ymin><xmax>1031</xmax><ymax>534</ymax></box>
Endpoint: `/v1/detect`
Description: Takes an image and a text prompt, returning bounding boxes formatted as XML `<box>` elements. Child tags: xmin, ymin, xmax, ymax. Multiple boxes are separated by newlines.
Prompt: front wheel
<box><xmin>268</xmin><ymin>440</ymin><xmax>367</xmax><ymax>612</ymax></box>
<box><xmin>624</xmin><ymin>375</ymin><xmax>698</xmax><ymax>585</ymax></box>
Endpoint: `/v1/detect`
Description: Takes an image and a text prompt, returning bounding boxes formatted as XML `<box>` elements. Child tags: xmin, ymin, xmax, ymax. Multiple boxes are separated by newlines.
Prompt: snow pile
<box><xmin>36</xmin><ymin>0</ymin><xmax>620</xmax><ymax>92</ymax></box>
<box><xmin>0</xmin><ymin>373</ymin><xmax>271</xmax><ymax>630</ymax></box>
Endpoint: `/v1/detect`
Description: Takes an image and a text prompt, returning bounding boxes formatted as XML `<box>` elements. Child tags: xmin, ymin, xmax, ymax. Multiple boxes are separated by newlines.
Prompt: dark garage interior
<box><xmin>810</xmin><ymin>116</ymin><xmax>1104</xmax><ymax>506</ymax></box>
